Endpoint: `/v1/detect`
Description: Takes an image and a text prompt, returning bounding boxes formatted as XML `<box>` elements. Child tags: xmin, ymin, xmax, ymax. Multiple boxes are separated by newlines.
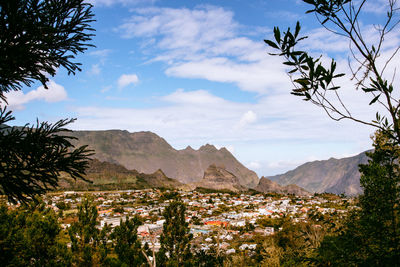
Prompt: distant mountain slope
<box><xmin>268</xmin><ymin>151</ymin><xmax>370</xmax><ymax>195</ymax></box>
<box><xmin>193</xmin><ymin>164</ymin><xmax>246</xmax><ymax>192</ymax></box>
<box><xmin>255</xmin><ymin>177</ymin><xmax>310</xmax><ymax>196</ymax></box>
<box><xmin>59</xmin><ymin>159</ymin><xmax>184</xmax><ymax>190</ymax></box>
<box><xmin>68</xmin><ymin>130</ymin><xmax>259</xmax><ymax>188</ymax></box>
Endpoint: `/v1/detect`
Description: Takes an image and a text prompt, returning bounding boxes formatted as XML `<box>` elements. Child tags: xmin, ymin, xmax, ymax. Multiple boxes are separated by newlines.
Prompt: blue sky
<box><xmin>4</xmin><ymin>0</ymin><xmax>400</xmax><ymax>176</ymax></box>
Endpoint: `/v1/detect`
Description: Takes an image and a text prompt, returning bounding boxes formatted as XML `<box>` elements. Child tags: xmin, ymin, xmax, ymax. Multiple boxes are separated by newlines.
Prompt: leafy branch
<box><xmin>265</xmin><ymin>0</ymin><xmax>400</xmax><ymax>143</ymax></box>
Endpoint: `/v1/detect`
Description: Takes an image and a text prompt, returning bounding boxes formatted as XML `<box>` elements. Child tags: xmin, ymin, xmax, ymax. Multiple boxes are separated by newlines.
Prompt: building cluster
<box><xmin>41</xmin><ymin>189</ymin><xmax>352</xmax><ymax>254</ymax></box>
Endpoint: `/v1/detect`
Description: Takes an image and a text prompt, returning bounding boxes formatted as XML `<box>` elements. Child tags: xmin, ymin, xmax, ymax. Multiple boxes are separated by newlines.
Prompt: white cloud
<box><xmin>238</xmin><ymin>110</ymin><xmax>257</xmax><ymax>128</ymax></box>
<box><xmin>165</xmin><ymin>57</ymin><xmax>288</xmax><ymax>94</ymax></box>
<box><xmin>162</xmin><ymin>89</ymin><xmax>225</xmax><ymax>105</ymax></box>
<box><xmin>89</xmin><ymin>49</ymin><xmax>112</xmax><ymax>58</ymax></box>
<box><xmin>88</xmin><ymin>0</ymin><xmax>155</xmax><ymax>7</ymax></box>
<box><xmin>72</xmin><ymin>88</ymin><xmax>374</xmax><ymax>145</ymax></box>
<box><xmin>215</xmin><ymin>144</ymin><xmax>235</xmax><ymax>154</ymax></box>
<box><xmin>117</xmin><ymin>6</ymin><xmax>289</xmax><ymax>93</ymax></box>
<box><xmin>4</xmin><ymin>80</ymin><xmax>67</xmax><ymax>110</ymax></box>
<box><xmin>118</xmin><ymin>74</ymin><xmax>139</xmax><ymax>88</ymax></box>
<box><xmin>363</xmin><ymin>0</ymin><xmax>400</xmax><ymax>14</ymax></box>
<box><xmin>246</xmin><ymin>161</ymin><xmax>261</xmax><ymax>170</ymax></box>
<box><xmin>89</xmin><ymin>64</ymin><xmax>101</xmax><ymax>75</ymax></box>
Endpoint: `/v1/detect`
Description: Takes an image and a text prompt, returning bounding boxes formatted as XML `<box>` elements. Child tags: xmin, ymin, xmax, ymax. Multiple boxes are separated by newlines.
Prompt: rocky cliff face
<box><xmin>195</xmin><ymin>164</ymin><xmax>245</xmax><ymax>192</ymax></box>
<box><xmin>58</xmin><ymin>159</ymin><xmax>183</xmax><ymax>190</ymax></box>
<box><xmin>255</xmin><ymin>177</ymin><xmax>310</xmax><ymax>196</ymax></box>
<box><xmin>68</xmin><ymin>130</ymin><xmax>259</xmax><ymax>188</ymax></box>
<box><xmin>268</xmin><ymin>151</ymin><xmax>370</xmax><ymax>195</ymax></box>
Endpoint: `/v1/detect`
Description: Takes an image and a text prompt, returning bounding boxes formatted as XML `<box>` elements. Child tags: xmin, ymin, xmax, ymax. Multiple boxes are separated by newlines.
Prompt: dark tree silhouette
<box><xmin>265</xmin><ymin>0</ymin><xmax>400</xmax><ymax>265</ymax></box>
<box><xmin>0</xmin><ymin>0</ymin><xmax>95</xmax><ymax>202</ymax></box>
<box><xmin>157</xmin><ymin>201</ymin><xmax>193</xmax><ymax>267</ymax></box>
<box><xmin>0</xmin><ymin>0</ymin><xmax>95</xmax><ymax>101</ymax></box>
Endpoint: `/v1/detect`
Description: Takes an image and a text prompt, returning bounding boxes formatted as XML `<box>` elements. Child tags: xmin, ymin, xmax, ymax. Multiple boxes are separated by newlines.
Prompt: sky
<box><xmin>3</xmin><ymin>0</ymin><xmax>400</xmax><ymax>176</ymax></box>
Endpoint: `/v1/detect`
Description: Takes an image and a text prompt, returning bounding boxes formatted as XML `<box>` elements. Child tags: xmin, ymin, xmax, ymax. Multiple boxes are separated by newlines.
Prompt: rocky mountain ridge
<box><xmin>193</xmin><ymin>164</ymin><xmax>246</xmax><ymax>192</ymax></box>
<box><xmin>59</xmin><ymin>159</ymin><xmax>184</xmax><ymax>191</ymax></box>
<box><xmin>68</xmin><ymin>130</ymin><xmax>259</xmax><ymax>188</ymax></box>
<box><xmin>268</xmin><ymin>151</ymin><xmax>370</xmax><ymax>195</ymax></box>
<box><xmin>255</xmin><ymin>177</ymin><xmax>311</xmax><ymax>196</ymax></box>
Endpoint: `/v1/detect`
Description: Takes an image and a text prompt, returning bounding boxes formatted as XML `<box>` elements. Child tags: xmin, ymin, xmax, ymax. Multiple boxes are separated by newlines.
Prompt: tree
<box><xmin>157</xmin><ymin>201</ymin><xmax>193</xmax><ymax>267</ymax></box>
<box><xmin>0</xmin><ymin>0</ymin><xmax>95</xmax><ymax>99</ymax></box>
<box><xmin>316</xmin><ymin>132</ymin><xmax>400</xmax><ymax>266</ymax></box>
<box><xmin>265</xmin><ymin>0</ymin><xmax>400</xmax><ymax>265</ymax></box>
<box><xmin>68</xmin><ymin>197</ymin><xmax>100</xmax><ymax>266</ymax></box>
<box><xmin>0</xmin><ymin>0</ymin><xmax>95</xmax><ymax>202</ymax></box>
<box><xmin>111</xmin><ymin>216</ymin><xmax>147</xmax><ymax>266</ymax></box>
<box><xmin>0</xmin><ymin>110</ymin><xmax>93</xmax><ymax>202</ymax></box>
<box><xmin>0</xmin><ymin>202</ymin><xmax>71</xmax><ymax>266</ymax></box>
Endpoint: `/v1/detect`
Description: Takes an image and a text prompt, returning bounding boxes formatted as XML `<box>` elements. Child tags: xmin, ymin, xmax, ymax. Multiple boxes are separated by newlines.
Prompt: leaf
<box><xmin>333</xmin><ymin>73</ymin><xmax>345</xmax><ymax>78</ymax></box>
<box><xmin>388</xmin><ymin>84</ymin><xmax>393</xmax><ymax>93</ymax></box>
<box><xmin>369</xmin><ymin>94</ymin><xmax>381</xmax><ymax>105</ymax></box>
<box><xmin>264</xmin><ymin>39</ymin><xmax>279</xmax><ymax>49</ymax></box>
<box><xmin>301</xmin><ymin>65</ymin><xmax>309</xmax><ymax>71</ymax></box>
<box><xmin>295</xmin><ymin>21</ymin><xmax>301</xmax><ymax>38</ymax></box>
<box><xmin>291</xmin><ymin>92</ymin><xmax>304</xmax><ymax>96</ymax></box>
<box><xmin>283</xmin><ymin>61</ymin><xmax>297</xmax><ymax>66</ymax></box>
<box><xmin>328</xmin><ymin>86</ymin><xmax>340</xmax><ymax>90</ymax></box>
<box><xmin>274</xmin><ymin>27</ymin><xmax>281</xmax><ymax>43</ymax></box>
<box><xmin>294</xmin><ymin>78</ymin><xmax>311</xmax><ymax>85</ymax></box>
<box><xmin>362</xmin><ymin>87</ymin><xmax>376</xmax><ymax>93</ymax></box>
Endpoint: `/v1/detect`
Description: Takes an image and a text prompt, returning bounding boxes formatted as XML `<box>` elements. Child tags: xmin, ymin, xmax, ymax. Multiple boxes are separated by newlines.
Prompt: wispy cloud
<box><xmin>117</xmin><ymin>6</ymin><xmax>288</xmax><ymax>93</ymax></box>
<box><xmin>117</xmin><ymin>73</ymin><xmax>139</xmax><ymax>89</ymax></box>
<box><xmin>88</xmin><ymin>0</ymin><xmax>156</xmax><ymax>7</ymax></box>
<box><xmin>4</xmin><ymin>80</ymin><xmax>68</xmax><ymax>110</ymax></box>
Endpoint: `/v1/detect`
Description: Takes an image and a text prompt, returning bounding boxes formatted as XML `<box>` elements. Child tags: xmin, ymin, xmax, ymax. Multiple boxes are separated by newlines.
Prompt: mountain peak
<box><xmin>218</xmin><ymin>147</ymin><xmax>231</xmax><ymax>154</ymax></box>
<box><xmin>256</xmin><ymin>176</ymin><xmax>310</xmax><ymax>196</ymax></box>
<box><xmin>199</xmin><ymin>144</ymin><xmax>217</xmax><ymax>151</ymax></box>
<box><xmin>183</xmin><ymin>145</ymin><xmax>195</xmax><ymax>151</ymax></box>
<box><xmin>69</xmin><ymin>130</ymin><xmax>259</xmax><ymax>188</ymax></box>
<box><xmin>196</xmin><ymin>164</ymin><xmax>245</xmax><ymax>192</ymax></box>
<box><xmin>268</xmin><ymin>151</ymin><xmax>369</xmax><ymax>195</ymax></box>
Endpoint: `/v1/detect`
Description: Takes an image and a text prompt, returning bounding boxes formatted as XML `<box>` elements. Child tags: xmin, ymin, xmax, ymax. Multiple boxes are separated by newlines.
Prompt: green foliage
<box><xmin>316</xmin><ymin>133</ymin><xmax>400</xmax><ymax>266</ymax></box>
<box><xmin>0</xmin><ymin>0</ymin><xmax>95</xmax><ymax>202</ymax></box>
<box><xmin>160</xmin><ymin>191</ymin><xmax>181</xmax><ymax>201</ymax></box>
<box><xmin>0</xmin><ymin>109</ymin><xmax>93</xmax><ymax>202</ymax></box>
<box><xmin>111</xmin><ymin>216</ymin><xmax>147</xmax><ymax>266</ymax></box>
<box><xmin>193</xmin><ymin>248</ymin><xmax>225</xmax><ymax>267</ymax></box>
<box><xmin>68</xmin><ymin>196</ymin><xmax>100</xmax><ymax>266</ymax></box>
<box><xmin>0</xmin><ymin>0</ymin><xmax>95</xmax><ymax>99</ymax></box>
<box><xmin>265</xmin><ymin>1</ymin><xmax>400</xmax><ymax>265</ymax></box>
<box><xmin>0</xmin><ymin>203</ymin><xmax>71</xmax><ymax>266</ymax></box>
<box><xmin>256</xmin><ymin>216</ymin><xmax>284</xmax><ymax>230</ymax></box>
<box><xmin>157</xmin><ymin>201</ymin><xmax>193</xmax><ymax>267</ymax></box>
<box><xmin>265</xmin><ymin>0</ymin><xmax>400</xmax><ymax>141</ymax></box>
<box><xmin>190</xmin><ymin>215</ymin><xmax>202</xmax><ymax>225</ymax></box>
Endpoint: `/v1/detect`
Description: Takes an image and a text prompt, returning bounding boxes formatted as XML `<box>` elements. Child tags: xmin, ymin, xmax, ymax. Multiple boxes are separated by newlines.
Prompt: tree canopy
<box><xmin>0</xmin><ymin>0</ymin><xmax>95</xmax><ymax>101</ymax></box>
<box><xmin>265</xmin><ymin>0</ymin><xmax>400</xmax><ymax>265</ymax></box>
<box><xmin>0</xmin><ymin>0</ymin><xmax>95</xmax><ymax>202</ymax></box>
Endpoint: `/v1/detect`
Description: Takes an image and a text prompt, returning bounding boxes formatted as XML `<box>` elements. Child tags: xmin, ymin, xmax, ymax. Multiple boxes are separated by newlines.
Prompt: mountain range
<box><xmin>68</xmin><ymin>130</ymin><xmax>259</xmax><ymax>188</ymax></box>
<box><xmin>255</xmin><ymin>177</ymin><xmax>311</xmax><ymax>196</ymax></box>
<box><xmin>268</xmin><ymin>152</ymin><xmax>369</xmax><ymax>195</ymax></box>
<box><xmin>65</xmin><ymin>129</ymin><xmax>369</xmax><ymax>195</ymax></box>
<box><xmin>59</xmin><ymin>158</ymin><xmax>185</xmax><ymax>191</ymax></box>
